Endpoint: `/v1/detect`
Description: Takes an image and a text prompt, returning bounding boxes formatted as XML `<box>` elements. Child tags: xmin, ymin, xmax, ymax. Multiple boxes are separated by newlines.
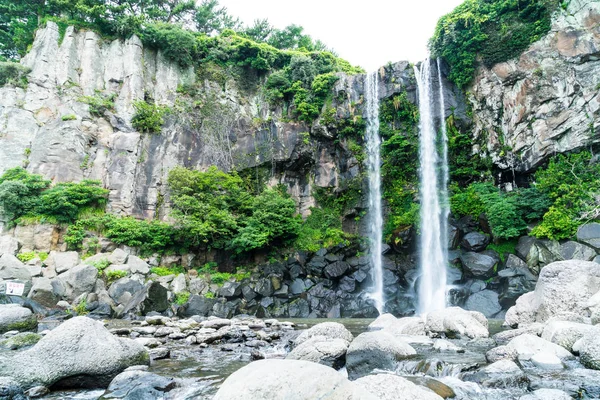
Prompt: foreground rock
<box><xmin>425</xmin><ymin>307</ymin><xmax>488</xmax><ymax>339</ymax></box>
<box><xmin>102</xmin><ymin>369</ymin><xmax>177</xmax><ymax>399</ymax></box>
<box><xmin>213</xmin><ymin>359</ymin><xmax>377</xmax><ymax>400</ymax></box>
<box><xmin>293</xmin><ymin>322</ymin><xmax>353</xmax><ymax>347</ymax></box>
<box><xmin>541</xmin><ymin>320</ymin><xmax>595</xmax><ymax>352</ymax></box>
<box><xmin>346</xmin><ymin>331</ymin><xmax>416</xmax><ymax>380</ymax></box>
<box><xmin>576</xmin><ymin>325</ymin><xmax>600</xmax><ymax>370</ymax></box>
<box><xmin>486</xmin><ymin>334</ymin><xmax>573</xmax><ymax>363</ymax></box>
<box><xmin>286</xmin><ymin>337</ymin><xmax>350</xmax><ymax>369</ymax></box>
<box><xmin>0</xmin><ymin>304</ymin><xmax>37</xmax><ymax>334</ymax></box>
<box><xmin>0</xmin><ymin>316</ymin><xmax>149</xmax><ymax>389</ymax></box>
<box><xmin>505</xmin><ymin>260</ymin><xmax>600</xmax><ymax>327</ymax></box>
<box><xmin>354</xmin><ymin>374</ymin><xmax>443</xmax><ymax>400</ymax></box>
<box><xmin>0</xmin><ymin>377</ymin><xmax>26</xmax><ymax>400</ymax></box>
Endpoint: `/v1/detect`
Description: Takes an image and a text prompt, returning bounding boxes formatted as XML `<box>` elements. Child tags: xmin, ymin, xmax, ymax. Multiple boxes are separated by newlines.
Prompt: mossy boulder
<box><xmin>0</xmin><ymin>332</ymin><xmax>41</xmax><ymax>350</ymax></box>
<box><xmin>0</xmin><ymin>304</ymin><xmax>37</xmax><ymax>334</ymax></box>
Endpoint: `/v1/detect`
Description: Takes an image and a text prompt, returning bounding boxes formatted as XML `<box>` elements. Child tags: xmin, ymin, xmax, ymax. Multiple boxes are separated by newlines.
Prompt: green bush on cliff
<box><xmin>0</xmin><ymin>62</ymin><xmax>30</xmax><ymax>87</ymax></box>
<box><xmin>132</xmin><ymin>100</ymin><xmax>170</xmax><ymax>133</ymax></box>
<box><xmin>430</xmin><ymin>0</ymin><xmax>560</xmax><ymax>88</ymax></box>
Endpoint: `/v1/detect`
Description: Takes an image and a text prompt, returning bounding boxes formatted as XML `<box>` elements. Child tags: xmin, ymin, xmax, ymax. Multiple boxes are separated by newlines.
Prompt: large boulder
<box><xmin>425</xmin><ymin>307</ymin><xmax>489</xmax><ymax>339</ymax></box>
<box><xmin>108</xmin><ymin>278</ymin><xmax>145</xmax><ymax>304</ymax></box>
<box><xmin>0</xmin><ymin>316</ymin><xmax>149</xmax><ymax>389</ymax></box>
<box><xmin>464</xmin><ymin>290</ymin><xmax>502</xmax><ymax>318</ymax></box>
<box><xmin>459</xmin><ymin>252</ymin><xmax>497</xmax><ymax>279</ymax></box>
<box><xmin>293</xmin><ymin>322</ymin><xmax>353</xmax><ymax>347</ymax></box>
<box><xmin>498</xmin><ymin>257</ymin><xmax>537</xmax><ymax>307</ymax></box>
<box><xmin>505</xmin><ymin>260</ymin><xmax>600</xmax><ymax>326</ymax></box>
<box><xmin>286</xmin><ymin>337</ymin><xmax>350</xmax><ymax>370</ymax></box>
<box><xmin>560</xmin><ymin>241</ymin><xmax>596</xmax><ymax>262</ymax></box>
<box><xmin>213</xmin><ymin>359</ymin><xmax>377</xmax><ymax>400</ymax></box>
<box><xmin>120</xmin><ymin>282</ymin><xmax>169</xmax><ymax>316</ymax></box>
<box><xmin>0</xmin><ymin>254</ymin><xmax>31</xmax><ymax>281</ymax></box>
<box><xmin>46</xmin><ymin>251</ymin><xmax>80</xmax><ymax>274</ymax></box>
<box><xmin>179</xmin><ymin>295</ymin><xmax>216</xmax><ymax>317</ymax></box>
<box><xmin>541</xmin><ymin>320</ymin><xmax>596</xmax><ymax>352</ymax></box>
<box><xmin>126</xmin><ymin>256</ymin><xmax>150</xmax><ymax>275</ymax></box>
<box><xmin>487</xmin><ymin>334</ymin><xmax>574</xmax><ymax>363</ymax></box>
<box><xmin>345</xmin><ymin>331</ymin><xmax>416</xmax><ymax>380</ymax></box>
<box><xmin>0</xmin><ymin>304</ymin><xmax>37</xmax><ymax>334</ymax></box>
<box><xmin>57</xmin><ymin>264</ymin><xmax>98</xmax><ymax>301</ymax></box>
<box><xmin>103</xmin><ymin>369</ymin><xmax>177</xmax><ymax>399</ymax></box>
<box><xmin>515</xmin><ymin>237</ymin><xmax>561</xmax><ymax>275</ymax></box>
<box><xmin>354</xmin><ymin>374</ymin><xmax>443</xmax><ymax>400</ymax></box>
<box><xmin>460</xmin><ymin>232</ymin><xmax>490</xmax><ymax>252</ymax></box>
<box><xmin>0</xmin><ymin>236</ymin><xmax>19</xmax><ymax>256</ymax></box>
<box><xmin>577</xmin><ymin>223</ymin><xmax>600</xmax><ymax>250</ymax></box>
<box><xmin>27</xmin><ymin>277</ymin><xmax>60</xmax><ymax>308</ymax></box>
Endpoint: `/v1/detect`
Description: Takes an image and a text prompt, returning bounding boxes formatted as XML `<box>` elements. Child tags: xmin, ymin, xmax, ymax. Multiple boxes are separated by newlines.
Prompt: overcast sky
<box><xmin>219</xmin><ymin>0</ymin><xmax>464</xmax><ymax>72</ymax></box>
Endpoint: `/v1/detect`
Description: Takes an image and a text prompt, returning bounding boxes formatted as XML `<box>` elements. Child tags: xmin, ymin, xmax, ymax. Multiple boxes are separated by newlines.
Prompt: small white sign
<box><xmin>6</xmin><ymin>281</ymin><xmax>25</xmax><ymax>296</ymax></box>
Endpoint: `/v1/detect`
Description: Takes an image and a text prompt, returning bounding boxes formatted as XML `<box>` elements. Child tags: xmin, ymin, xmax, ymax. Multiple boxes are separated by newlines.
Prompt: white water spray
<box><xmin>414</xmin><ymin>59</ymin><xmax>449</xmax><ymax>314</ymax></box>
<box><xmin>365</xmin><ymin>71</ymin><xmax>384</xmax><ymax>314</ymax></box>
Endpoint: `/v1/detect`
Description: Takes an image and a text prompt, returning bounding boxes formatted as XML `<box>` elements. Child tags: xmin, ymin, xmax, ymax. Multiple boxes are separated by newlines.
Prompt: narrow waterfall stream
<box><xmin>414</xmin><ymin>59</ymin><xmax>449</xmax><ymax>314</ymax></box>
<box><xmin>364</xmin><ymin>71</ymin><xmax>384</xmax><ymax>314</ymax></box>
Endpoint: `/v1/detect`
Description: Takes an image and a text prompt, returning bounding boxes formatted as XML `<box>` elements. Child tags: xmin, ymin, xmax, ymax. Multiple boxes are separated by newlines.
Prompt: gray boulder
<box><xmin>560</xmin><ymin>241</ymin><xmax>596</xmax><ymax>261</ymax></box>
<box><xmin>425</xmin><ymin>307</ymin><xmax>489</xmax><ymax>339</ymax></box>
<box><xmin>0</xmin><ymin>305</ymin><xmax>37</xmax><ymax>334</ymax></box>
<box><xmin>0</xmin><ymin>237</ymin><xmax>19</xmax><ymax>256</ymax></box>
<box><xmin>286</xmin><ymin>337</ymin><xmax>349</xmax><ymax>369</ymax></box>
<box><xmin>109</xmin><ymin>249</ymin><xmax>129</xmax><ymax>265</ymax></box>
<box><xmin>57</xmin><ymin>264</ymin><xmax>98</xmax><ymax>301</ymax></box>
<box><xmin>346</xmin><ymin>331</ymin><xmax>416</xmax><ymax>379</ymax></box>
<box><xmin>47</xmin><ymin>251</ymin><xmax>80</xmax><ymax>274</ymax></box>
<box><xmin>519</xmin><ymin>389</ymin><xmax>572</xmax><ymax>400</ymax></box>
<box><xmin>460</xmin><ymin>252</ymin><xmax>497</xmax><ymax>279</ymax></box>
<box><xmin>505</xmin><ymin>260</ymin><xmax>600</xmax><ymax>326</ymax></box>
<box><xmin>213</xmin><ymin>359</ymin><xmax>377</xmax><ymax>400</ymax></box>
<box><xmin>108</xmin><ymin>278</ymin><xmax>144</xmax><ymax>304</ymax></box>
<box><xmin>497</xmin><ymin>334</ymin><xmax>574</xmax><ymax>362</ymax></box>
<box><xmin>465</xmin><ymin>290</ymin><xmax>502</xmax><ymax>318</ymax></box>
<box><xmin>541</xmin><ymin>320</ymin><xmax>596</xmax><ymax>352</ymax></box>
<box><xmin>460</xmin><ymin>232</ymin><xmax>490</xmax><ymax>252</ymax></box>
<box><xmin>577</xmin><ymin>223</ymin><xmax>600</xmax><ymax>250</ymax></box>
<box><xmin>179</xmin><ymin>295</ymin><xmax>215</xmax><ymax>317</ymax></box>
<box><xmin>27</xmin><ymin>277</ymin><xmax>60</xmax><ymax>308</ymax></box>
<box><xmin>293</xmin><ymin>322</ymin><xmax>353</xmax><ymax>347</ymax></box>
<box><xmin>515</xmin><ymin>237</ymin><xmax>561</xmax><ymax>275</ymax></box>
<box><xmin>126</xmin><ymin>256</ymin><xmax>150</xmax><ymax>275</ymax></box>
<box><xmin>354</xmin><ymin>374</ymin><xmax>442</xmax><ymax>400</ymax></box>
<box><xmin>0</xmin><ymin>316</ymin><xmax>149</xmax><ymax>389</ymax></box>
<box><xmin>324</xmin><ymin>261</ymin><xmax>349</xmax><ymax>279</ymax></box>
<box><xmin>121</xmin><ymin>282</ymin><xmax>169</xmax><ymax>316</ymax></box>
<box><xmin>102</xmin><ymin>370</ymin><xmax>176</xmax><ymax>399</ymax></box>
<box><xmin>0</xmin><ymin>254</ymin><xmax>31</xmax><ymax>281</ymax></box>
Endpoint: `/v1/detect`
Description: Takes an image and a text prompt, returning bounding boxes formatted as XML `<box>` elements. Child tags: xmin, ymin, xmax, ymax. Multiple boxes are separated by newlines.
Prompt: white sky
<box><xmin>219</xmin><ymin>0</ymin><xmax>464</xmax><ymax>72</ymax></box>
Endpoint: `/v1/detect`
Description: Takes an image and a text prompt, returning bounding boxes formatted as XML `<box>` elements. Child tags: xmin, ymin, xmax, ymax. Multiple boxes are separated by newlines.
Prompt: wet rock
<box><xmin>293</xmin><ymin>322</ymin><xmax>353</xmax><ymax>347</ymax></box>
<box><xmin>180</xmin><ymin>295</ymin><xmax>216</xmax><ymax>317</ymax></box>
<box><xmin>530</xmin><ymin>352</ymin><xmax>563</xmax><ymax>370</ymax></box>
<box><xmin>201</xmin><ymin>318</ymin><xmax>231</xmax><ymax>329</ymax></box>
<box><xmin>0</xmin><ymin>305</ymin><xmax>37</xmax><ymax>334</ymax></box>
<box><xmin>382</xmin><ymin>317</ymin><xmax>426</xmax><ymax>337</ymax></box>
<box><xmin>354</xmin><ymin>374</ymin><xmax>442</xmax><ymax>400</ymax></box>
<box><xmin>255</xmin><ymin>279</ymin><xmax>274</xmax><ymax>297</ymax></box>
<box><xmin>433</xmin><ymin>339</ymin><xmax>464</xmax><ymax>352</ymax></box>
<box><xmin>460</xmin><ymin>232</ymin><xmax>490</xmax><ymax>252</ymax></box>
<box><xmin>218</xmin><ymin>281</ymin><xmax>241</xmax><ymax>298</ymax></box>
<box><xmin>0</xmin><ymin>316</ymin><xmax>148</xmax><ymax>389</ymax></box>
<box><xmin>560</xmin><ymin>241</ymin><xmax>596</xmax><ymax>261</ymax></box>
<box><xmin>463</xmin><ymin>359</ymin><xmax>528</xmax><ymax>389</ymax></box>
<box><xmin>324</xmin><ymin>261</ymin><xmax>349</xmax><ymax>279</ymax></box>
<box><xmin>57</xmin><ymin>264</ymin><xmax>98</xmax><ymax>301</ymax></box>
<box><xmin>24</xmin><ymin>385</ymin><xmax>49</xmax><ymax>398</ymax></box>
<box><xmin>0</xmin><ymin>377</ymin><xmax>26</xmax><ymax>400</ymax></box>
<box><xmin>515</xmin><ymin>237</ymin><xmax>561</xmax><ymax>275</ymax></box>
<box><xmin>459</xmin><ymin>252</ymin><xmax>497</xmax><ymax>279</ymax></box>
<box><xmin>213</xmin><ymin>359</ymin><xmax>377</xmax><ymax>400</ymax></box>
<box><xmin>337</xmin><ymin>276</ymin><xmax>356</xmax><ymax>292</ymax></box>
<box><xmin>464</xmin><ymin>290</ymin><xmax>502</xmax><ymax>318</ymax></box>
<box><xmin>121</xmin><ymin>281</ymin><xmax>168</xmax><ymax>316</ymax></box>
<box><xmin>519</xmin><ymin>388</ymin><xmax>572</xmax><ymax>400</ymax></box>
<box><xmin>368</xmin><ymin>313</ymin><xmax>398</xmax><ymax>331</ymax></box>
<box><xmin>346</xmin><ymin>330</ymin><xmax>416</xmax><ymax>379</ymax></box>
<box><xmin>102</xmin><ymin>370</ymin><xmax>176</xmax><ymax>399</ymax></box>
<box><xmin>495</xmin><ymin>334</ymin><xmax>574</xmax><ymax>362</ymax></box>
<box><xmin>577</xmin><ymin>223</ymin><xmax>600</xmax><ymax>250</ymax></box>
<box><xmin>286</xmin><ymin>336</ymin><xmax>349</xmax><ymax>369</ymax></box>
<box><xmin>493</xmin><ymin>323</ymin><xmax>544</xmax><ymax>345</ymax></box>
<box><xmin>288</xmin><ymin>298</ymin><xmax>310</xmax><ymax>318</ymax></box>
<box><xmin>0</xmin><ymin>332</ymin><xmax>41</xmax><ymax>350</ymax></box>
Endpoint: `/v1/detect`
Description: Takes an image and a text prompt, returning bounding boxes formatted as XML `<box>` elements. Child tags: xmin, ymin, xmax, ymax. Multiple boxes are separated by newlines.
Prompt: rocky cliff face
<box><xmin>469</xmin><ymin>0</ymin><xmax>600</xmax><ymax>174</ymax></box>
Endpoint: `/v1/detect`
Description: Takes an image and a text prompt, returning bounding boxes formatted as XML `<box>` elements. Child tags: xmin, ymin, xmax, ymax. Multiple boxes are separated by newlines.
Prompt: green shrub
<box><xmin>74</xmin><ymin>298</ymin><xmax>88</xmax><ymax>315</ymax></box>
<box><xmin>139</xmin><ymin>23</ymin><xmax>198</xmax><ymax>68</ymax></box>
<box><xmin>90</xmin><ymin>259</ymin><xmax>111</xmax><ymax>271</ymax></box>
<box><xmin>38</xmin><ymin>252</ymin><xmax>48</xmax><ymax>262</ymax></box>
<box><xmin>150</xmin><ymin>265</ymin><xmax>185</xmax><ymax>276</ymax></box>
<box><xmin>0</xmin><ymin>62</ymin><xmax>30</xmax><ymax>88</ymax></box>
<box><xmin>16</xmin><ymin>252</ymin><xmax>36</xmax><ymax>263</ymax></box>
<box><xmin>78</xmin><ymin>92</ymin><xmax>116</xmax><ymax>117</ymax></box>
<box><xmin>131</xmin><ymin>101</ymin><xmax>170</xmax><ymax>133</ymax></box>
<box><xmin>105</xmin><ymin>269</ymin><xmax>127</xmax><ymax>283</ymax></box>
<box><xmin>209</xmin><ymin>272</ymin><xmax>233</xmax><ymax>285</ymax></box>
<box><xmin>61</xmin><ymin>114</ymin><xmax>77</xmax><ymax>121</ymax></box>
<box><xmin>174</xmin><ymin>291</ymin><xmax>190</xmax><ymax>305</ymax></box>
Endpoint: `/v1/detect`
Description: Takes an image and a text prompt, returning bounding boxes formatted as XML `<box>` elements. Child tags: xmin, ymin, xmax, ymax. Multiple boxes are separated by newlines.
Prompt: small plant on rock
<box><xmin>105</xmin><ymin>269</ymin><xmax>127</xmax><ymax>283</ymax></box>
<box><xmin>174</xmin><ymin>291</ymin><xmax>190</xmax><ymax>305</ymax></box>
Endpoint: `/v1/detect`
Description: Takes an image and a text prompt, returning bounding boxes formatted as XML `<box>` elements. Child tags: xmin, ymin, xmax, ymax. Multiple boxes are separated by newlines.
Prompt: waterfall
<box><xmin>364</xmin><ymin>71</ymin><xmax>384</xmax><ymax>314</ymax></box>
<box><xmin>414</xmin><ymin>59</ymin><xmax>449</xmax><ymax>314</ymax></box>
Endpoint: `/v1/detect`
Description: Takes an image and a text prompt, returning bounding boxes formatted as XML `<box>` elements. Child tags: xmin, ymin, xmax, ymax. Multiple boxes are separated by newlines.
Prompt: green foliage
<box><xmin>74</xmin><ymin>298</ymin><xmax>88</xmax><ymax>315</ymax></box>
<box><xmin>90</xmin><ymin>259</ymin><xmax>111</xmax><ymax>271</ymax></box>
<box><xmin>78</xmin><ymin>92</ymin><xmax>116</xmax><ymax>117</ymax></box>
<box><xmin>139</xmin><ymin>22</ymin><xmax>198</xmax><ymax>68</ymax></box>
<box><xmin>131</xmin><ymin>101</ymin><xmax>170</xmax><ymax>133</ymax></box>
<box><xmin>204</xmin><ymin>292</ymin><xmax>215</xmax><ymax>299</ymax></box>
<box><xmin>0</xmin><ymin>62</ymin><xmax>30</xmax><ymax>87</ymax></box>
<box><xmin>531</xmin><ymin>150</ymin><xmax>600</xmax><ymax>240</ymax></box>
<box><xmin>446</xmin><ymin>114</ymin><xmax>492</xmax><ymax>184</ymax></box>
<box><xmin>16</xmin><ymin>251</ymin><xmax>36</xmax><ymax>263</ymax></box>
<box><xmin>38</xmin><ymin>251</ymin><xmax>48</xmax><ymax>262</ymax></box>
<box><xmin>150</xmin><ymin>265</ymin><xmax>185</xmax><ymax>276</ymax></box>
<box><xmin>487</xmin><ymin>239</ymin><xmax>518</xmax><ymax>262</ymax></box>
<box><xmin>174</xmin><ymin>291</ymin><xmax>190</xmax><ymax>305</ymax></box>
<box><xmin>430</xmin><ymin>0</ymin><xmax>559</xmax><ymax>88</ymax></box>
<box><xmin>61</xmin><ymin>114</ymin><xmax>77</xmax><ymax>121</ymax></box>
<box><xmin>105</xmin><ymin>269</ymin><xmax>127</xmax><ymax>283</ymax></box>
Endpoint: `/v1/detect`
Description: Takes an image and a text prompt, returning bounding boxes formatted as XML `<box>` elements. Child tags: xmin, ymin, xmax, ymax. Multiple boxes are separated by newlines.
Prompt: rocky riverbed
<box><xmin>1</xmin><ymin>258</ymin><xmax>600</xmax><ymax>399</ymax></box>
